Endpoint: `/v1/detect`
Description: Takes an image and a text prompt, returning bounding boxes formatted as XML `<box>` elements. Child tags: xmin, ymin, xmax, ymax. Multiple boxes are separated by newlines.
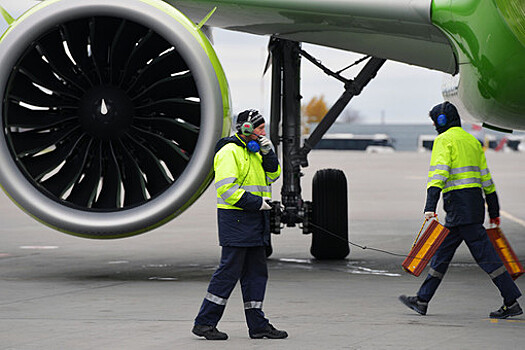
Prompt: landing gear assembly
<box><xmin>267</xmin><ymin>38</ymin><xmax>385</xmax><ymax>259</ymax></box>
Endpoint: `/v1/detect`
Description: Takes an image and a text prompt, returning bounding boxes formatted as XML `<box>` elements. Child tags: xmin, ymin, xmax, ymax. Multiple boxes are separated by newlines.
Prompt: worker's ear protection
<box><xmin>247</xmin><ymin>140</ymin><xmax>260</xmax><ymax>153</ymax></box>
<box><xmin>240</xmin><ymin>121</ymin><xmax>254</xmax><ymax>136</ymax></box>
<box><xmin>437</xmin><ymin>114</ymin><xmax>447</xmax><ymax>126</ymax></box>
<box><xmin>240</xmin><ymin>121</ymin><xmax>261</xmax><ymax>152</ymax></box>
<box><xmin>436</xmin><ymin>102</ymin><xmax>448</xmax><ymax>126</ymax></box>
<box><xmin>237</xmin><ymin>109</ymin><xmax>264</xmax><ymax>152</ymax></box>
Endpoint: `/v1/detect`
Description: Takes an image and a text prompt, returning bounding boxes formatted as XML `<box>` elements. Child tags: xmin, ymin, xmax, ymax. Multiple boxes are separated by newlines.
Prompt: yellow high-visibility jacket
<box><xmin>215</xmin><ymin>134</ymin><xmax>280</xmax><ymax>210</ymax></box>
<box><xmin>425</xmin><ymin>127</ymin><xmax>499</xmax><ymax>227</ymax></box>
<box><xmin>427</xmin><ymin>127</ymin><xmax>495</xmax><ymax>195</ymax></box>
<box><xmin>213</xmin><ymin>134</ymin><xmax>281</xmax><ymax>246</ymax></box>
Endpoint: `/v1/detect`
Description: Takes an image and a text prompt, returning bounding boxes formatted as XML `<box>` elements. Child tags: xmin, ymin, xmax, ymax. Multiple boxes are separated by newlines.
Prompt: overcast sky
<box><xmin>1</xmin><ymin>0</ymin><xmax>447</xmax><ymax>124</ymax></box>
<box><xmin>212</xmin><ymin>28</ymin><xmax>446</xmax><ymax>124</ymax></box>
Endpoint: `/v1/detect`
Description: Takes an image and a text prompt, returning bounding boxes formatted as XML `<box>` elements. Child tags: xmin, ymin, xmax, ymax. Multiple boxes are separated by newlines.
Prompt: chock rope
<box><xmin>289</xmin><ymin>212</ymin><xmax>524</xmax><ymax>265</ymax></box>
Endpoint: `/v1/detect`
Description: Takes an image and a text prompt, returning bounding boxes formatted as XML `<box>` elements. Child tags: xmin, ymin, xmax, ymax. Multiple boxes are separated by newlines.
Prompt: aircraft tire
<box><xmin>310</xmin><ymin>168</ymin><xmax>350</xmax><ymax>260</ymax></box>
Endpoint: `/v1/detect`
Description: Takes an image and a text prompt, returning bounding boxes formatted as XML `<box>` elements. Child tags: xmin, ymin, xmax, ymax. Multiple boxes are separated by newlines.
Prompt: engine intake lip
<box><xmin>0</xmin><ymin>0</ymin><xmax>227</xmax><ymax>237</ymax></box>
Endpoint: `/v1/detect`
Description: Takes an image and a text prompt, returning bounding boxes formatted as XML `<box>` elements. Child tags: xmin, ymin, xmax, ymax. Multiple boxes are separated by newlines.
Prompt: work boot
<box><xmin>249</xmin><ymin>323</ymin><xmax>288</xmax><ymax>339</ymax></box>
<box><xmin>399</xmin><ymin>295</ymin><xmax>428</xmax><ymax>315</ymax></box>
<box><xmin>192</xmin><ymin>325</ymin><xmax>228</xmax><ymax>340</ymax></box>
<box><xmin>489</xmin><ymin>302</ymin><xmax>523</xmax><ymax>319</ymax></box>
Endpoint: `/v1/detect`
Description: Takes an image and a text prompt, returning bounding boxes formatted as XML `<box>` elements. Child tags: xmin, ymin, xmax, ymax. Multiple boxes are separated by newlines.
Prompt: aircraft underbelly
<box><xmin>168</xmin><ymin>0</ymin><xmax>456</xmax><ymax>73</ymax></box>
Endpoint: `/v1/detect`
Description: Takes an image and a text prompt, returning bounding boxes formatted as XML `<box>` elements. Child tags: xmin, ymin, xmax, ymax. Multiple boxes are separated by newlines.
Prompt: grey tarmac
<box><xmin>1</xmin><ymin>150</ymin><xmax>524</xmax><ymax>349</ymax></box>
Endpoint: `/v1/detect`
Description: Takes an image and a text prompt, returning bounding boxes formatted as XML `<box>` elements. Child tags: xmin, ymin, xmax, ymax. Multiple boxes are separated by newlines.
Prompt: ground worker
<box><xmin>192</xmin><ymin>109</ymin><xmax>288</xmax><ymax>340</ymax></box>
<box><xmin>399</xmin><ymin>102</ymin><xmax>522</xmax><ymax>319</ymax></box>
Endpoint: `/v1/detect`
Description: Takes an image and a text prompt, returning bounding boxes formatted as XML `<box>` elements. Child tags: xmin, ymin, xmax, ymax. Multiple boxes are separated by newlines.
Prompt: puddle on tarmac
<box><xmin>103</xmin><ymin>259</ymin><xmax>401</xmax><ymax>282</ymax></box>
<box><xmin>274</xmin><ymin>258</ymin><xmax>401</xmax><ymax>277</ymax></box>
<box><xmin>148</xmin><ymin>277</ymin><xmax>179</xmax><ymax>281</ymax></box>
<box><xmin>142</xmin><ymin>264</ymin><xmax>170</xmax><ymax>268</ymax></box>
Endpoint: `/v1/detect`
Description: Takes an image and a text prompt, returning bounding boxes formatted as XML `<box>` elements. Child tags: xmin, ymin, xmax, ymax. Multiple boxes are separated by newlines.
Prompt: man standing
<box><xmin>399</xmin><ymin>102</ymin><xmax>522</xmax><ymax>319</ymax></box>
<box><xmin>192</xmin><ymin>109</ymin><xmax>288</xmax><ymax>340</ymax></box>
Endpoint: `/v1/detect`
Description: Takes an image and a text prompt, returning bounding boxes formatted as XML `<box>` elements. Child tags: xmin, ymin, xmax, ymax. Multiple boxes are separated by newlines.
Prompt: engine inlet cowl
<box><xmin>0</xmin><ymin>0</ymin><xmax>230</xmax><ymax>238</ymax></box>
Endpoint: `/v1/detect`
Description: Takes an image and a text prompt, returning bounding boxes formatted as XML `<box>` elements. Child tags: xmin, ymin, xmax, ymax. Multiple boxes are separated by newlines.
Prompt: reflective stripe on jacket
<box><xmin>427</xmin><ymin>127</ymin><xmax>495</xmax><ymax>195</ymax></box>
<box><xmin>213</xmin><ymin>134</ymin><xmax>281</xmax><ymax>246</ymax></box>
<box><xmin>214</xmin><ymin>134</ymin><xmax>281</xmax><ymax>210</ymax></box>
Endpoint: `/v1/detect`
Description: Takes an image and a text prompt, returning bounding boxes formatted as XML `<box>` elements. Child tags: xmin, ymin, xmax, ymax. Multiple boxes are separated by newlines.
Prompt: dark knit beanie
<box><xmin>236</xmin><ymin>109</ymin><xmax>265</xmax><ymax>132</ymax></box>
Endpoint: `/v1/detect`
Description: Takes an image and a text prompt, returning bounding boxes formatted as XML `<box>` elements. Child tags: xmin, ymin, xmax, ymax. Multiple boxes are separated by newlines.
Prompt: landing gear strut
<box><xmin>268</xmin><ymin>38</ymin><xmax>385</xmax><ymax>259</ymax></box>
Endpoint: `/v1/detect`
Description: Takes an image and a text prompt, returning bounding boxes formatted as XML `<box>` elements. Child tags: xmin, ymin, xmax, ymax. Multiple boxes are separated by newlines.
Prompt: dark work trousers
<box><xmin>194</xmin><ymin>246</ymin><xmax>269</xmax><ymax>332</ymax></box>
<box><xmin>417</xmin><ymin>223</ymin><xmax>522</xmax><ymax>304</ymax></box>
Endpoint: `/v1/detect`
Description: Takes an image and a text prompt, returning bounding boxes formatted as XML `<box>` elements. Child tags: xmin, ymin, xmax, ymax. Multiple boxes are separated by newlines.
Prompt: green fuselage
<box><xmin>432</xmin><ymin>0</ymin><xmax>525</xmax><ymax>130</ymax></box>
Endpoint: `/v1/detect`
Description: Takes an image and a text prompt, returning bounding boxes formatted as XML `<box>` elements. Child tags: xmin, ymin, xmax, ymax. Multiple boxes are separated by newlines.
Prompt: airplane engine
<box><xmin>0</xmin><ymin>0</ymin><xmax>230</xmax><ymax>238</ymax></box>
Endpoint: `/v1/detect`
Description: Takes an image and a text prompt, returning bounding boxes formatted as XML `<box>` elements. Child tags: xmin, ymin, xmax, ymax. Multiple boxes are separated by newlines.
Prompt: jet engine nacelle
<box><xmin>0</xmin><ymin>0</ymin><xmax>230</xmax><ymax>238</ymax></box>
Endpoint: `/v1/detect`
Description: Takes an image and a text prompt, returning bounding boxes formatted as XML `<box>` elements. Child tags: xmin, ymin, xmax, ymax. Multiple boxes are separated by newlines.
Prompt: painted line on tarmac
<box><xmin>500</xmin><ymin>210</ymin><xmax>525</xmax><ymax>228</ymax></box>
<box><xmin>488</xmin><ymin>318</ymin><xmax>525</xmax><ymax>324</ymax></box>
<box><xmin>19</xmin><ymin>246</ymin><xmax>59</xmax><ymax>250</ymax></box>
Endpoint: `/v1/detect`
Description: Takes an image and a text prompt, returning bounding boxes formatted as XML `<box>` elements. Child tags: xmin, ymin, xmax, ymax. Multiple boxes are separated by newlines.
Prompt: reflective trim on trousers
<box><xmin>244</xmin><ymin>301</ymin><xmax>263</xmax><ymax>310</ymax></box>
<box><xmin>489</xmin><ymin>266</ymin><xmax>507</xmax><ymax>280</ymax></box>
<box><xmin>205</xmin><ymin>292</ymin><xmax>228</xmax><ymax>306</ymax></box>
<box><xmin>428</xmin><ymin>268</ymin><xmax>444</xmax><ymax>280</ymax></box>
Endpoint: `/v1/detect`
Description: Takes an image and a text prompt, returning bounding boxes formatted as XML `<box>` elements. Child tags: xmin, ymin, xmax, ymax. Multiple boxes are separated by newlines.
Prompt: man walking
<box><xmin>399</xmin><ymin>102</ymin><xmax>522</xmax><ymax>319</ymax></box>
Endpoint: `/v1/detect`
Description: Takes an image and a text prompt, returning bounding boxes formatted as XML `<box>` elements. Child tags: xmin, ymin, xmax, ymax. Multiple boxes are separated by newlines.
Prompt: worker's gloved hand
<box><xmin>424</xmin><ymin>211</ymin><xmax>437</xmax><ymax>220</ymax></box>
<box><xmin>258</xmin><ymin>136</ymin><xmax>272</xmax><ymax>155</ymax></box>
<box><xmin>260</xmin><ymin>197</ymin><xmax>272</xmax><ymax>210</ymax></box>
<box><xmin>490</xmin><ymin>217</ymin><xmax>501</xmax><ymax>226</ymax></box>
